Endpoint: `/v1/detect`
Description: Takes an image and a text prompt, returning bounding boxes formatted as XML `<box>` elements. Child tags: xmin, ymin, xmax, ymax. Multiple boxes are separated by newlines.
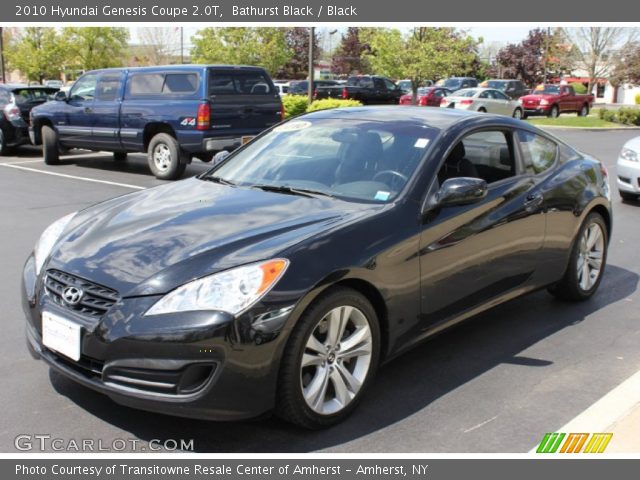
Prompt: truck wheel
<box><xmin>548</xmin><ymin>105</ymin><xmax>559</xmax><ymax>118</ymax></box>
<box><xmin>147</xmin><ymin>133</ymin><xmax>186</xmax><ymax>180</ymax></box>
<box><xmin>578</xmin><ymin>104</ymin><xmax>589</xmax><ymax>117</ymax></box>
<box><xmin>113</xmin><ymin>152</ymin><xmax>127</xmax><ymax>162</ymax></box>
<box><xmin>42</xmin><ymin>125</ymin><xmax>60</xmax><ymax>165</ymax></box>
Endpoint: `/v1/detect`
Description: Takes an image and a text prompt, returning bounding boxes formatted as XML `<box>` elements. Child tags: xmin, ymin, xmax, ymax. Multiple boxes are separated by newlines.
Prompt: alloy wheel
<box><xmin>300</xmin><ymin>305</ymin><xmax>373</xmax><ymax>415</ymax></box>
<box><xmin>153</xmin><ymin>144</ymin><xmax>172</xmax><ymax>171</ymax></box>
<box><xmin>577</xmin><ymin>222</ymin><xmax>605</xmax><ymax>291</ymax></box>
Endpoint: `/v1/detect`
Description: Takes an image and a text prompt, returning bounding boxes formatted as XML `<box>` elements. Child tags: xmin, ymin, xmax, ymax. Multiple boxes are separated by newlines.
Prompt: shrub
<box><xmin>570</xmin><ymin>82</ymin><xmax>587</xmax><ymax>94</ymax></box>
<box><xmin>598</xmin><ymin>108</ymin><xmax>616</xmax><ymax>122</ymax></box>
<box><xmin>282</xmin><ymin>95</ymin><xmax>309</xmax><ymax>118</ymax></box>
<box><xmin>306</xmin><ymin>98</ymin><xmax>363</xmax><ymax>113</ymax></box>
<box><xmin>598</xmin><ymin>107</ymin><xmax>640</xmax><ymax>125</ymax></box>
<box><xmin>635</xmin><ymin>93</ymin><xmax>640</xmax><ymax>105</ymax></box>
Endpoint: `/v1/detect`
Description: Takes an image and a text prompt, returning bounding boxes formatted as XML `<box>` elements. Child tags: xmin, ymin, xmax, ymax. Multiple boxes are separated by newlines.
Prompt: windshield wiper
<box><xmin>251</xmin><ymin>184</ymin><xmax>333</xmax><ymax>198</ymax></box>
<box><xmin>201</xmin><ymin>175</ymin><xmax>237</xmax><ymax>186</ymax></box>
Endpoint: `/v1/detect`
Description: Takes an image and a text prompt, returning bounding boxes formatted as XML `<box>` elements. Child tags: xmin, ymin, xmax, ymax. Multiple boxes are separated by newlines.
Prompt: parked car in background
<box><xmin>518</xmin><ymin>84</ymin><xmax>594</xmax><ymax>118</ymax></box>
<box><xmin>29</xmin><ymin>65</ymin><xmax>283</xmax><ymax>180</ymax></box>
<box><xmin>0</xmin><ymin>84</ymin><xmax>59</xmax><ymax>155</ymax></box>
<box><xmin>440</xmin><ymin>88</ymin><xmax>524</xmax><ymax>118</ymax></box>
<box><xmin>314</xmin><ymin>75</ymin><xmax>403</xmax><ymax>104</ymax></box>
<box><xmin>479</xmin><ymin>79</ymin><xmax>528</xmax><ymax>99</ymax></box>
<box><xmin>44</xmin><ymin>80</ymin><xmax>64</xmax><ymax>89</ymax></box>
<box><xmin>23</xmin><ymin>106</ymin><xmax>611</xmax><ymax>429</ymax></box>
<box><xmin>288</xmin><ymin>80</ymin><xmax>338</xmax><ymax>96</ymax></box>
<box><xmin>397</xmin><ymin>79</ymin><xmax>434</xmax><ymax>94</ymax></box>
<box><xmin>441</xmin><ymin>77</ymin><xmax>478</xmax><ymax>92</ymax></box>
<box><xmin>617</xmin><ymin>136</ymin><xmax>640</xmax><ymax>201</ymax></box>
<box><xmin>399</xmin><ymin>87</ymin><xmax>452</xmax><ymax>106</ymax></box>
<box><xmin>274</xmin><ymin>84</ymin><xmax>289</xmax><ymax>96</ymax></box>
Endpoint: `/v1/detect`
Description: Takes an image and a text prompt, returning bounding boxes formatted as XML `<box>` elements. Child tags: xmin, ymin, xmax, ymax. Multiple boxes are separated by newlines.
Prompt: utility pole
<box><xmin>308</xmin><ymin>27</ymin><xmax>315</xmax><ymax>104</ymax></box>
<box><xmin>0</xmin><ymin>27</ymin><xmax>6</xmax><ymax>83</ymax></box>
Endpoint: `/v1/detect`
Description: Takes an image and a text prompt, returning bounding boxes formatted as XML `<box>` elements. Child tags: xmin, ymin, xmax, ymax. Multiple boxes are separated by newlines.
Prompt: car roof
<box><xmin>301</xmin><ymin>105</ymin><xmax>525</xmax><ymax>130</ymax></box>
<box><xmin>0</xmin><ymin>83</ymin><xmax>56</xmax><ymax>90</ymax></box>
<box><xmin>81</xmin><ymin>64</ymin><xmax>269</xmax><ymax>75</ymax></box>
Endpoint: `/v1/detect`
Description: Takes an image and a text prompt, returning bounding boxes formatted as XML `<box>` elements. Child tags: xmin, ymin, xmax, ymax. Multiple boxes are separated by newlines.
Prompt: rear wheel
<box><xmin>512</xmin><ymin>108</ymin><xmax>523</xmax><ymax>119</ymax></box>
<box><xmin>113</xmin><ymin>152</ymin><xmax>127</xmax><ymax>162</ymax></box>
<box><xmin>548</xmin><ymin>105</ymin><xmax>560</xmax><ymax>118</ymax></box>
<box><xmin>478</xmin><ymin>107</ymin><xmax>487</xmax><ymax>113</ymax></box>
<box><xmin>620</xmin><ymin>190</ymin><xmax>638</xmax><ymax>202</ymax></box>
<box><xmin>276</xmin><ymin>287</ymin><xmax>380</xmax><ymax>429</ymax></box>
<box><xmin>42</xmin><ymin>125</ymin><xmax>60</xmax><ymax>165</ymax></box>
<box><xmin>548</xmin><ymin>212</ymin><xmax>608</xmax><ymax>301</ymax></box>
<box><xmin>578</xmin><ymin>104</ymin><xmax>589</xmax><ymax>117</ymax></box>
<box><xmin>147</xmin><ymin>133</ymin><xmax>186</xmax><ymax>180</ymax></box>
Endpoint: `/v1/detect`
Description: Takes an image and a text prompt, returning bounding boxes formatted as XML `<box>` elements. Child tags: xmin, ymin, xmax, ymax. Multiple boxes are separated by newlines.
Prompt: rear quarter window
<box><xmin>126</xmin><ymin>72</ymin><xmax>199</xmax><ymax>97</ymax></box>
<box><xmin>517</xmin><ymin>130</ymin><xmax>558</xmax><ymax>174</ymax></box>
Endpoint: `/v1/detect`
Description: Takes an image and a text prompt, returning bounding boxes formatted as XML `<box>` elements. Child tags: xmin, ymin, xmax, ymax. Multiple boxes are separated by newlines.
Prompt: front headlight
<box><xmin>34</xmin><ymin>212</ymin><xmax>76</xmax><ymax>275</ymax></box>
<box><xmin>620</xmin><ymin>147</ymin><xmax>638</xmax><ymax>162</ymax></box>
<box><xmin>517</xmin><ymin>98</ymin><xmax>523</xmax><ymax>104</ymax></box>
<box><xmin>540</xmin><ymin>99</ymin><xmax>549</xmax><ymax>106</ymax></box>
<box><xmin>144</xmin><ymin>259</ymin><xmax>289</xmax><ymax>316</ymax></box>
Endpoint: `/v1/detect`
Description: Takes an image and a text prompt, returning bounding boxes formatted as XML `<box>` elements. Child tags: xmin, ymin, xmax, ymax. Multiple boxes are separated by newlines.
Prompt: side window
<box><xmin>95</xmin><ymin>74</ymin><xmax>123</xmax><ymax>102</ymax></box>
<box><xmin>494</xmin><ymin>91</ymin><xmax>510</xmax><ymax>101</ymax></box>
<box><xmin>479</xmin><ymin>91</ymin><xmax>491</xmax><ymax>99</ymax></box>
<box><xmin>383</xmin><ymin>79</ymin><xmax>396</xmax><ymax>90</ymax></box>
<box><xmin>163</xmin><ymin>73</ymin><xmax>198</xmax><ymax>94</ymax></box>
<box><xmin>69</xmin><ymin>74</ymin><xmax>98</xmax><ymax>102</ymax></box>
<box><xmin>517</xmin><ymin>130</ymin><xmax>557</xmax><ymax>174</ymax></box>
<box><xmin>127</xmin><ymin>73</ymin><xmax>164</xmax><ymax>96</ymax></box>
<box><xmin>373</xmin><ymin>78</ymin><xmax>386</xmax><ymax>90</ymax></box>
<box><xmin>438</xmin><ymin>130</ymin><xmax>515</xmax><ymax>185</ymax></box>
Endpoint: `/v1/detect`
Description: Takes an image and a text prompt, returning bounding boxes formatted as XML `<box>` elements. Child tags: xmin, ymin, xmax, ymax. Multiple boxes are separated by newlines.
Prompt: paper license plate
<box><xmin>241</xmin><ymin>136</ymin><xmax>254</xmax><ymax>145</ymax></box>
<box><xmin>42</xmin><ymin>311</ymin><xmax>81</xmax><ymax>361</ymax></box>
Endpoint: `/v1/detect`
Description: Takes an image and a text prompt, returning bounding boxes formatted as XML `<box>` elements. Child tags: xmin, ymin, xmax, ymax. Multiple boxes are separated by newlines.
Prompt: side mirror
<box><xmin>212</xmin><ymin>150</ymin><xmax>230</xmax><ymax>166</ymax></box>
<box><xmin>54</xmin><ymin>91</ymin><xmax>67</xmax><ymax>102</ymax></box>
<box><xmin>436</xmin><ymin>177</ymin><xmax>487</xmax><ymax>207</ymax></box>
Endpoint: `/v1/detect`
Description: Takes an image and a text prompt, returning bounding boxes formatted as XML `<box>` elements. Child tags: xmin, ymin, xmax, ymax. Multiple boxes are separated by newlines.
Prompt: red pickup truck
<box><xmin>519</xmin><ymin>84</ymin><xmax>594</xmax><ymax>118</ymax></box>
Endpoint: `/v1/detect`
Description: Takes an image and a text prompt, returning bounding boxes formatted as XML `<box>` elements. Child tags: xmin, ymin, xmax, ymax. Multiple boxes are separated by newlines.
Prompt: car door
<box><xmin>91</xmin><ymin>71</ymin><xmax>125</xmax><ymax>150</ymax></box>
<box><xmin>373</xmin><ymin>78</ymin><xmax>388</xmax><ymax>103</ymax></box>
<box><xmin>58</xmin><ymin>73</ymin><xmax>98</xmax><ymax>147</ymax></box>
<box><xmin>478</xmin><ymin>90</ymin><xmax>495</xmax><ymax>112</ymax></box>
<box><xmin>418</xmin><ymin>128</ymin><xmax>546</xmax><ymax>328</ymax></box>
<box><xmin>383</xmin><ymin>78</ymin><xmax>400</xmax><ymax>103</ymax></box>
<box><xmin>492</xmin><ymin>90</ymin><xmax>514</xmax><ymax>115</ymax></box>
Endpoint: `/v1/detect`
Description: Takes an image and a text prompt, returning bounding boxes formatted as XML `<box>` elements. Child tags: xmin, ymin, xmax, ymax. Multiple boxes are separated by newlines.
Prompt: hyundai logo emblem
<box><xmin>62</xmin><ymin>286</ymin><xmax>84</xmax><ymax>306</ymax></box>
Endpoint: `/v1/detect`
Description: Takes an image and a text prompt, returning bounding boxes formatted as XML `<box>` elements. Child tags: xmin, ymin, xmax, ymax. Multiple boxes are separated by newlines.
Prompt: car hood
<box><xmin>623</xmin><ymin>136</ymin><xmax>640</xmax><ymax>152</ymax></box>
<box><xmin>520</xmin><ymin>93</ymin><xmax>556</xmax><ymax>103</ymax></box>
<box><xmin>47</xmin><ymin>178</ymin><xmax>377</xmax><ymax>296</ymax></box>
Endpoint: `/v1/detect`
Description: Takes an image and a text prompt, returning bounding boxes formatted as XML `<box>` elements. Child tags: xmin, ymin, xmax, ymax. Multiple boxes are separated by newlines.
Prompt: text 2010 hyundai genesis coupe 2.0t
<box><xmin>22</xmin><ymin>107</ymin><xmax>611</xmax><ymax>428</ymax></box>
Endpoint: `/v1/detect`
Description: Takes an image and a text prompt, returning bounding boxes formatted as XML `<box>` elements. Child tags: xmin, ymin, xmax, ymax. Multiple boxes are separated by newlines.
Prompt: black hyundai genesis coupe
<box><xmin>22</xmin><ymin>107</ymin><xmax>611</xmax><ymax>428</ymax></box>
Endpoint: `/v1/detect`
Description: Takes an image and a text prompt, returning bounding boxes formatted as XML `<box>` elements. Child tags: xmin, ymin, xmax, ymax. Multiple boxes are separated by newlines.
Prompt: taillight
<box><xmin>341</xmin><ymin>87</ymin><xmax>348</xmax><ymax>99</ymax></box>
<box><xmin>313</xmin><ymin>89</ymin><xmax>318</xmax><ymax>99</ymax></box>
<box><xmin>280</xmin><ymin>103</ymin><xmax>285</xmax><ymax>120</ymax></box>
<box><xmin>459</xmin><ymin>99</ymin><xmax>473</xmax><ymax>105</ymax></box>
<box><xmin>196</xmin><ymin>103</ymin><xmax>210</xmax><ymax>131</ymax></box>
<box><xmin>4</xmin><ymin>103</ymin><xmax>21</xmax><ymax>121</ymax></box>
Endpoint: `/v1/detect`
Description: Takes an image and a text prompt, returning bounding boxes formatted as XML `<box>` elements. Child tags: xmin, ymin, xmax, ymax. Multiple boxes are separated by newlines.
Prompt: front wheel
<box><xmin>276</xmin><ymin>287</ymin><xmax>380</xmax><ymax>429</ymax></box>
<box><xmin>548</xmin><ymin>212</ymin><xmax>608</xmax><ymax>301</ymax></box>
<box><xmin>478</xmin><ymin>107</ymin><xmax>487</xmax><ymax>113</ymax></box>
<box><xmin>548</xmin><ymin>105</ymin><xmax>560</xmax><ymax>118</ymax></box>
<box><xmin>42</xmin><ymin>125</ymin><xmax>60</xmax><ymax>165</ymax></box>
<box><xmin>147</xmin><ymin>133</ymin><xmax>186</xmax><ymax>180</ymax></box>
<box><xmin>512</xmin><ymin>108</ymin><xmax>523</xmax><ymax>119</ymax></box>
<box><xmin>578</xmin><ymin>104</ymin><xmax>589</xmax><ymax>117</ymax></box>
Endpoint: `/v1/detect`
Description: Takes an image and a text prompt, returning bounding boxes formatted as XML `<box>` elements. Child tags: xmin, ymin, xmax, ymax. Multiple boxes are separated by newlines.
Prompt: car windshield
<box><xmin>455</xmin><ymin>89</ymin><xmax>478</xmax><ymax>97</ymax></box>
<box><xmin>443</xmin><ymin>79</ymin><xmax>462</xmax><ymax>89</ymax></box>
<box><xmin>205</xmin><ymin>118</ymin><xmax>438</xmax><ymax>203</ymax></box>
<box><xmin>417</xmin><ymin>88</ymin><xmax>433</xmax><ymax>95</ymax></box>
<box><xmin>398</xmin><ymin>81</ymin><xmax>412</xmax><ymax>89</ymax></box>
<box><xmin>486</xmin><ymin>81</ymin><xmax>508</xmax><ymax>91</ymax></box>
<box><xmin>534</xmin><ymin>85</ymin><xmax>560</xmax><ymax>95</ymax></box>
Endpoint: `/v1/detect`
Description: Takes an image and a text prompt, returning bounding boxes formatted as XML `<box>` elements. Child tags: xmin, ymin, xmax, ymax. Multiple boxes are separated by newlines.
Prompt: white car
<box><xmin>440</xmin><ymin>88</ymin><xmax>524</xmax><ymax>119</ymax></box>
<box><xmin>617</xmin><ymin>136</ymin><xmax>640</xmax><ymax>201</ymax></box>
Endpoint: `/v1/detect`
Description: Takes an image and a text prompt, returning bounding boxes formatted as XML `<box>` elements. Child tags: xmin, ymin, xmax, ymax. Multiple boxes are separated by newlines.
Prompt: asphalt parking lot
<box><xmin>2</xmin><ymin>128</ymin><xmax>640</xmax><ymax>453</ymax></box>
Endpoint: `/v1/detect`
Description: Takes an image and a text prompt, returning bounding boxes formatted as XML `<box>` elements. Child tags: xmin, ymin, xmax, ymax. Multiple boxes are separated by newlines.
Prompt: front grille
<box><xmin>44</xmin><ymin>269</ymin><xmax>120</xmax><ymax>317</ymax></box>
<box><xmin>619</xmin><ymin>176</ymin><xmax>631</xmax><ymax>184</ymax></box>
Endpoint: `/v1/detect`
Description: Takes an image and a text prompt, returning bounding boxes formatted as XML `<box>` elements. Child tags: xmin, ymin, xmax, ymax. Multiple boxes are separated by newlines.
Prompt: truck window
<box><xmin>163</xmin><ymin>74</ymin><xmax>198</xmax><ymax>94</ymax></box>
<box><xmin>383</xmin><ymin>79</ymin><xmax>396</xmax><ymax>90</ymax></box>
<box><xmin>209</xmin><ymin>71</ymin><xmax>273</xmax><ymax>96</ymax></box>
<box><xmin>69</xmin><ymin>74</ymin><xmax>98</xmax><ymax>102</ymax></box>
<box><xmin>128</xmin><ymin>73</ymin><xmax>164</xmax><ymax>96</ymax></box>
<box><xmin>347</xmin><ymin>77</ymin><xmax>374</xmax><ymax>88</ymax></box>
<box><xmin>96</xmin><ymin>74</ymin><xmax>123</xmax><ymax>102</ymax></box>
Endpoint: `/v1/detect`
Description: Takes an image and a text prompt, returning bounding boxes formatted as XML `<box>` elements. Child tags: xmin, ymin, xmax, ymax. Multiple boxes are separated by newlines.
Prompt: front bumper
<box><xmin>617</xmin><ymin>157</ymin><xmax>640</xmax><ymax>194</ymax></box>
<box><xmin>22</xmin><ymin>256</ymin><xmax>293</xmax><ymax>421</ymax></box>
<box><xmin>522</xmin><ymin>105</ymin><xmax>550</xmax><ymax>116</ymax></box>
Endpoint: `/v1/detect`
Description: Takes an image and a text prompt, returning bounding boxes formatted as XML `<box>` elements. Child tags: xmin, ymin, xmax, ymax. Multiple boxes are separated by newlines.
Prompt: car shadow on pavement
<box><xmin>49</xmin><ymin>263</ymin><xmax>638</xmax><ymax>453</ymax></box>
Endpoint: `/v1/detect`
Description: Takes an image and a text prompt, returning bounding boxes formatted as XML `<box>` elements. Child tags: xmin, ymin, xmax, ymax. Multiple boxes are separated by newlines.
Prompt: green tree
<box><xmin>62</xmin><ymin>27</ymin><xmax>129</xmax><ymax>72</ymax></box>
<box><xmin>5</xmin><ymin>28</ymin><xmax>65</xmax><ymax>83</ymax></box>
<box><xmin>191</xmin><ymin>28</ymin><xmax>292</xmax><ymax>76</ymax></box>
<box><xmin>362</xmin><ymin>28</ymin><xmax>479</xmax><ymax>104</ymax></box>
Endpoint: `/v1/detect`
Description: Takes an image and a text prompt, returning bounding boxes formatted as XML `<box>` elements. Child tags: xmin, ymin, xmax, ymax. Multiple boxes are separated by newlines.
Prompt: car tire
<box><xmin>478</xmin><ymin>107</ymin><xmax>487</xmax><ymax>113</ymax></box>
<box><xmin>578</xmin><ymin>104</ymin><xmax>589</xmax><ymax>117</ymax></box>
<box><xmin>147</xmin><ymin>133</ymin><xmax>186</xmax><ymax>180</ymax></box>
<box><xmin>42</xmin><ymin>125</ymin><xmax>60</xmax><ymax>165</ymax></box>
<box><xmin>512</xmin><ymin>108</ymin><xmax>523</xmax><ymax>119</ymax></box>
<box><xmin>113</xmin><ymin>152</ymin><xmax>128</xmax><ymax>162</ymax></box>
<box><xmin>276</xmin><ymin>287</ymin><xmax>381</xmax><ymax>429</ymax></box>
<box><xmin>0</xmin><ymin>130</ymin><xmax>11</xmax><ymax>156</ymax></box>
<box><xmin>548</xmin><ymin>212</ymin><xmax>608</xmax><ymax>301</ymax></box>
<box><xmin>548</xmin><ymin>105</ymin><xmax>560</xmax><ymax>118</ymax></box>
<box><xmin>619</xmin><ymin>190</ymin><xmax>637</xmax><ymax>202</ymax></box>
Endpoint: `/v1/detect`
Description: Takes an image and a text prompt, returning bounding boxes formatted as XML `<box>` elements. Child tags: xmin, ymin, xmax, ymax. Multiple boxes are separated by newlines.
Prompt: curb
<box><xmin>531</xmin><ymin>125</ymin><xmax>640</xmax><ymax>131</ymax></box>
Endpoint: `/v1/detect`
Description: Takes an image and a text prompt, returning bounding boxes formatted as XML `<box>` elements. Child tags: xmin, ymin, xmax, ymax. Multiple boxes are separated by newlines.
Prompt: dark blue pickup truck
<box><xmin>30</xmin><ymin>65</ymin><xmax>283</xmax><ymax>180</ymax></box>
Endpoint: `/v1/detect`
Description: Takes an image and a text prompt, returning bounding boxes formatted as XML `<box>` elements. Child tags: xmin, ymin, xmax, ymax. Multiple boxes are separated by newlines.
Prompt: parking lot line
<box><xmin>2</xmin><ymin>159</ymin><xmax>45</xmax><ymax>165</ymax></box>
<box><xmin>0</xmin><ymin>163</ymin><xmax>146</xmax><ymax>190</ymax></box>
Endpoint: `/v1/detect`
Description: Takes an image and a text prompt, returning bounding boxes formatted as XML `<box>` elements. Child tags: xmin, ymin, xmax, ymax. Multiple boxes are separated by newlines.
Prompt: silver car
<box><xmin>617</xmin><ymin>136</ymin><xmax>640</xmax><ymax>201</ymax></box>
<box><xmin>441</xmin><ymin>88</ymin><xmax>524</xmax><ymax>119</ymax></box>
